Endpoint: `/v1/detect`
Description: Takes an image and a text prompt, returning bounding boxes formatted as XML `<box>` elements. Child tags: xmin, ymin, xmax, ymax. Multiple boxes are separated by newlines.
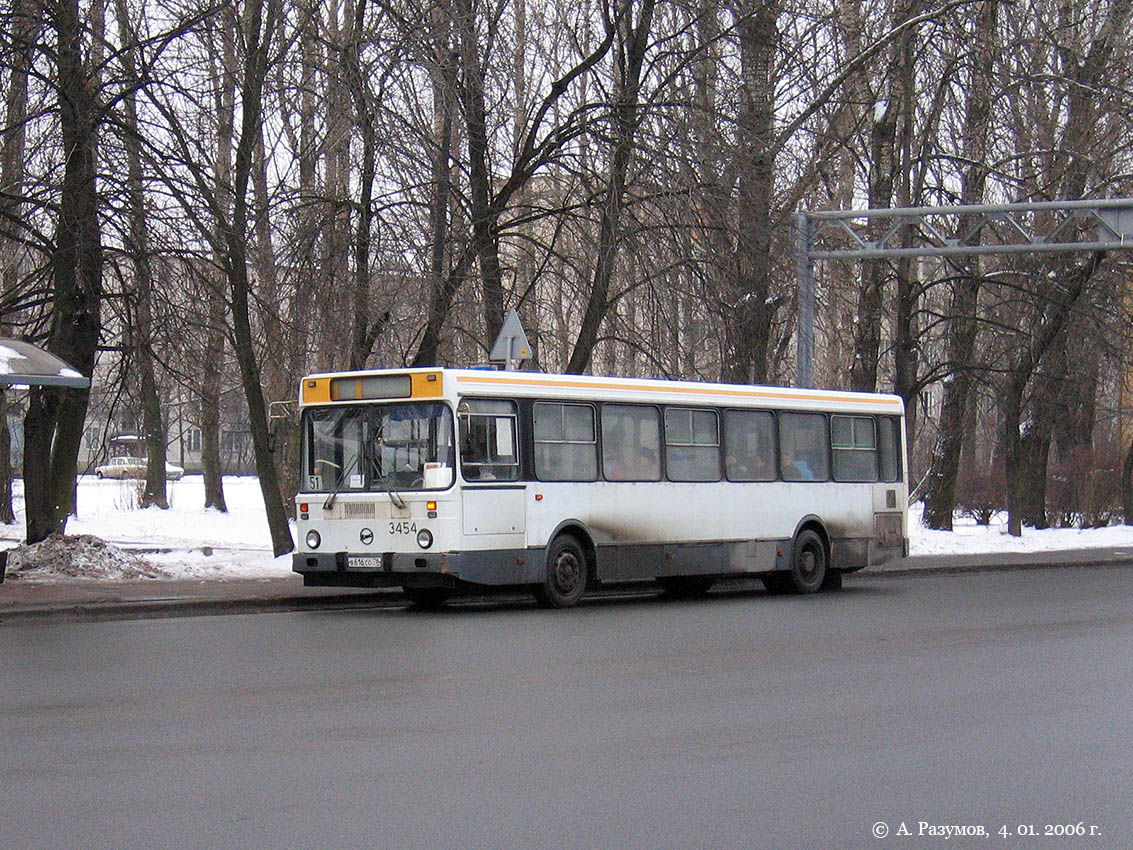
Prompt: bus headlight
<box><xmin>305</xmin><ymin>530</ymin><xmax>321</xmax><ymax>550</ymax></box>
<box><xmin>416</xmin><ymin>529</ymin><xmax>433</xmax><ymax>549</ymax></box>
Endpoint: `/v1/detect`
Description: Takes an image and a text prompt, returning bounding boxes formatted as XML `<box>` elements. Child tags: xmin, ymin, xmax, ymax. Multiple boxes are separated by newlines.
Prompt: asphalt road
<box><xmin>1</xmin><ymin>568</ymin><xmax>1130</xmax><ymax>850</ymax></box>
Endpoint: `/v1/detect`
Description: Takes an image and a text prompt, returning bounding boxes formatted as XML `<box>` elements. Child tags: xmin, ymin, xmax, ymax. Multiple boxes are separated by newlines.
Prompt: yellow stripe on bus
<box><xmin>456</xmin><ymin>373</ymin><xmax>904</xmax><ymax>409</ymax></box>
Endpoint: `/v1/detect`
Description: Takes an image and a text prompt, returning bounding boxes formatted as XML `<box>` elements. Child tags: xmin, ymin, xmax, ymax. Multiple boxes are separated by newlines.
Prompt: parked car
<box><xmin>94</xmin><ymin>457</ymin><xmax>184</xmax><ymax>481</ymax></box>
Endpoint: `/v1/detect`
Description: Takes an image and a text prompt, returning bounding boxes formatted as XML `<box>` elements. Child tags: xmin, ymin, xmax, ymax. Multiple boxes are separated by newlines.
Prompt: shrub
<box><xmin>1048</xmin><ymin>444</ymin><xmax>1123</xmax><ymax>529</ymax></box>
<box><xmin>954</xmin><ymin>464</ymin><xmax>1005</xmax><ymax>525</ymax></box>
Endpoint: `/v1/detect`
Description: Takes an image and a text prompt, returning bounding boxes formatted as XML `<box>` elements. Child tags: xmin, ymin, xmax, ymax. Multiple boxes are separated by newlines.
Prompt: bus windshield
<box><xmin>301</xmin><ymin>402</ymin><xmax>455</xmax><ymax>493</ymax></box>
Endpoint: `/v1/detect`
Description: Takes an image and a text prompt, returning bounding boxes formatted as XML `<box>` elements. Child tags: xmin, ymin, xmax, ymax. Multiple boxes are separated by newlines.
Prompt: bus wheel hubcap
<box><xmin>555</xmin><ymin>553</ymin><xmax>580</xmax><ymax>591</ymax></box>
<box><xmin>799</xmin><ymin>550</ymin><xmax>816</xmax><ymax>579</ymax></box>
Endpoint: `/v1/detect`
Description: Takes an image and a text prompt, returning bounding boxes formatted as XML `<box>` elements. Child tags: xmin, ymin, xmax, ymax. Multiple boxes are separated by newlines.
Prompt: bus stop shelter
<box><xmin>0</xmin><ymin>339</ymin><xmax>91</xmax><ymax>389</ymax></box>
<box><xmin>0</xmin><ymin>339</ymin><xmax>90</xmax><ymax>581</ymax></box>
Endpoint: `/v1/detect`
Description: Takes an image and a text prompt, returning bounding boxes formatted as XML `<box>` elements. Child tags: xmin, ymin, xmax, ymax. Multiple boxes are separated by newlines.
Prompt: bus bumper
<box><xmin>293</xmin><ymin>549</ymin><xmax>536</xmax><ymax>588</ymax></box>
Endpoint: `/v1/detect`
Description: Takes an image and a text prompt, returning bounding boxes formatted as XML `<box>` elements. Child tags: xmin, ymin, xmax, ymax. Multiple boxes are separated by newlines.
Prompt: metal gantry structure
<box><xmin>795</xmin><ymin>197</ymin><xmax>1133</xmax><ymax>388</ymax></box>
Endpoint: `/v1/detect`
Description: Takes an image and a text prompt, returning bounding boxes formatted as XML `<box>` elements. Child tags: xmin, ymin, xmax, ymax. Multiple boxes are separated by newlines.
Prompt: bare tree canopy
<box><xmin>1</xmin><ymin>0</ymin><xmax>1131</xmax><ymax>541</ymax></box>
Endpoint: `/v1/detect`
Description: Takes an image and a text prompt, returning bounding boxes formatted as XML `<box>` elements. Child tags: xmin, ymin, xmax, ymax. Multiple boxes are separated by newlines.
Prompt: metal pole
<box><xmin>795</xmin><ymin>212</ymin><xmax>815</xmax><ymax>389</ymax></box>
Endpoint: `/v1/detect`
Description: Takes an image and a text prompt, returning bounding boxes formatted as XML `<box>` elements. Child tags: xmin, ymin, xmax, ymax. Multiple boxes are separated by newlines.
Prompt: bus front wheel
<box><xmin>534</xmin><ymin>535</ymin><xmax>587</xmax><ymax>609</ymax></box>
<box><xmin>787</xmin><ymin>529</ymin><xmax>827</xmax><ymax>594</ymax></box>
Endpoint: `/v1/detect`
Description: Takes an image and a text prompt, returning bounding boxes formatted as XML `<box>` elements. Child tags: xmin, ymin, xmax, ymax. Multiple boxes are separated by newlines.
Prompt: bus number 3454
<box><xmin>389</xmin><ymin>521</ymin><xmax>418</xmax><ymax>535</ymax></box>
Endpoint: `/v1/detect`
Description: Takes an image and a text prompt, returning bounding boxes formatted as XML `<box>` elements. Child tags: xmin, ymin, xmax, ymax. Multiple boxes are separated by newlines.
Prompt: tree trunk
<box><xmin>719</xmin><ymin>0</ymin><xmax>777</xmax><ymax>386</ymax></box>
<box><xmin>1001</xmin><ymin>253</ymin><xmax>1101</xmax><ymax>536</ymax></box>
<box><xmin>0</xmin><ymin>0</ymin><xmax>39</xmax><ymax>524</ymax></box>
<box><xmin>413</xmin><ymin>13</ymin><xmax>456</xmax><ymax>368</ymax></box>
<box><xmin>1122</xmin><ymin>437</ymin><xmax>1133</xmax><ymax>525</ymax></box>
<box><xmin>455</xmin><ymin>0</ymin><xmax>506</xmax><ymax>347</ymax></box>
<box><xmin>1017</xmin><ymin>426</ymin><xmax>1051</xmax><ymax>529</ymax></box>
<box><xmin>921</xmin><ymin>0</ymin><xmax>996</xmax><ymax>529</ymax></box>
<box><xmin>343</xmin><ymin>0</ymin><xmax>385</xmax><ymax>371</ymax></box>
<box><xmin>567</xmin><ymin>0</ymin><xmax>657</xmax><ymax>375</ymax></box>
<box><xmin>200</xmin><ymin>292</ymin><xmax>227</xmax><ymax>512</ymax></box>
<box><xmin>0</xmin><ymin>393</ymin><xmax>11</xmax><ymax>525</ymax></box>
<box><xmin>201</xmin><ymin>8</ymin><xmax>236</xmax><ymax>513</ymax></box>
<box><xmin>321</xmin><ymin>0</ymin><xmax>351</xmax><ymax>368</ymax></box>
<box><xmin>24</xmin><ymin>0</ymin><xmax>103</xmax><ymax>544</ymax></box>
<box><xmin>116</xmin><ymin>0</ymin><xmax>168</xmax><ymax>509</ymax></box>
<box><xmin>850</xmin><ymin>0</ymin><xmax>920</xmax><ymax>393</ymax></box>
<box><xmin>225</xmin><ymin>0</ymin><xmax>293</xmax><ymax>557</ymax></box>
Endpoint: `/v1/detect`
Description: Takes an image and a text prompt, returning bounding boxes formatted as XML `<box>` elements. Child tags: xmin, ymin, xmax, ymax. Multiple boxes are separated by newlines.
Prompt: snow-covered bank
<box><xmin>2</xmin><ymin>475</ymin><xmax>1132</xmax><ymax>582</ymax></box>
<box><xmin>2</xmin><ymin>476</ymin><xmax>290</xmax><ymax>580</ymax></box>
<box><xmin>909</xmin><ymin>504</ymin><xmax>1133</xmax><ymax>557</ymax></box>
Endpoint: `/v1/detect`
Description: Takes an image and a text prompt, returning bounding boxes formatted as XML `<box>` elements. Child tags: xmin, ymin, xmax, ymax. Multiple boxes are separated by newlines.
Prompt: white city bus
<box><xmin>292</xmin><ymin>368</ymin><xmax>908</xmax><ymax>607</ymax></box>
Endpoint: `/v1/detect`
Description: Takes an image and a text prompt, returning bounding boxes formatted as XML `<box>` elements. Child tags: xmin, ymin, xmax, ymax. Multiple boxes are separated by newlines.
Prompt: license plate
<box><xmin>348</xmin><ymin>556</ymin><xmax>381</xmax><ymax>569</ymax></box>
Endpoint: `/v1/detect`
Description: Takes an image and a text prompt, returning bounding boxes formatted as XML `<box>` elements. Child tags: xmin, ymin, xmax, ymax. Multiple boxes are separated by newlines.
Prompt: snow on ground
<box><xmin>2</xmin><ymin>475</ymin><xmax>1132</xmax><ymax>582</ymax></box>
<box><xmin>2</xmin><ymin>476</ymin><xmax>291</xmax><ymax>581</ymax></box>
<box><xmin>6</xmin><ymin>533</ymin><xmax>169</xmax><ymax>582</ymax></box>
<box><xmin>908</xmin><ymin>503</ymin><xmax>1133</xmax><ymax>556</ymax></box>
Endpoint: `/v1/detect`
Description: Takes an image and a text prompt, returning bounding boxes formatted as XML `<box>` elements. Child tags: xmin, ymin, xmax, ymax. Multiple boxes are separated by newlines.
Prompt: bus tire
<box><xmin>534</xmin><ymin>535</ymin><xmax>587</xmax><ymax>609</ymax></box>
<box><xmin>787</xmin><ymin>529</ymin><xmax>827</xmax><ymax>594</ymax></box>
<box><xmin>403</xmin><ymin>587</ymin><xmax>451</xmax><ymax>608</ymax></box>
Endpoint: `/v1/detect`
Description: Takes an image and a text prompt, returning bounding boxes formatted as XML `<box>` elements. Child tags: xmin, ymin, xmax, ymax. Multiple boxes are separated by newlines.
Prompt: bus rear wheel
<box><xmin>787</xmin><ymin>529</ymin><xmax>827</xmax><ymax>594</ymax></box>
<box><xmin>534</xmin><ymin>535</ymin><xmax>587</xmax><ymax>609</ymax></box>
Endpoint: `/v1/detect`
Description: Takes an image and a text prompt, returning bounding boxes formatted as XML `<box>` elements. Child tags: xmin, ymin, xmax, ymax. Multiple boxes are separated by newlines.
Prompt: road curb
<box><xmin>853</xmin><ymin>558</ymin><xmax>1133</xmax><ymax>580</ymax></box>
<box><xmin>0</xmin><ymin>590</ymin><xmax>404</xmax><ymax>625</ymax></box>
<box><xmin>863</xmin><ymin>549</ymin><xmax>1133</xmax><ymax>578</ymax></box>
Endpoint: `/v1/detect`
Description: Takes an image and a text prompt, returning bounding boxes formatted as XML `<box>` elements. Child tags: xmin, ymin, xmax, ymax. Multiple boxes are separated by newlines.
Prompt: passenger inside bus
<box><xmin>634</xmin><ymin>445</ymin><xmax>657</xmax><ymax>472</ymax></box>
<box><xmin>790</xmin><ymin>453</ymin><xmax>816</xmax><ymax>480</ymax></box>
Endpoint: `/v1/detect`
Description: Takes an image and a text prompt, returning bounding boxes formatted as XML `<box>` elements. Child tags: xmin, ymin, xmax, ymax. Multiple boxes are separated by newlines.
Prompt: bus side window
<box><xmin>878</xmin><ymin>416</ymin><xmax>903</xmax><ymax>482</ymax></box>
<box><xmin>534</xmin><ymin>402</ymin><xmax>597</xmax><ymax>481</ymax></box>
<box><xmin>459</xmin><ymin>399</ymin><xmax>519</xmax><ymax>481</ymax></box>
<box><xmin>831</xmin><ymin>415</ymin><xmax>878</xmax><ymax>482</ymax></box>
<box><xmin>664</xmin><ymin>408</ymin><xmax>720</xmax><ymax>482</ymax></box>
<box><xmin>780</xmin><ymin>412</ymin><xmax>829</xmax><ymax>482</ymax></box>
<box><xmin>723</xmin><ymin>409</ymin><xmax>776</xmax><ymax>481</ymax></box>
<box><xmin>601</xmin><ymin>404</ymin><xmax>661</xmax><ymax>481</ymax></box>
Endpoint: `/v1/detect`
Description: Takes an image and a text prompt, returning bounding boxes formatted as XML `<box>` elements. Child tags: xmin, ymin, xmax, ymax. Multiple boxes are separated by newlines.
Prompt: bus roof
<box><xmin>299</xmin><ymin>367</ymin><xmax>905</xmax><ymax>415</ymax></box>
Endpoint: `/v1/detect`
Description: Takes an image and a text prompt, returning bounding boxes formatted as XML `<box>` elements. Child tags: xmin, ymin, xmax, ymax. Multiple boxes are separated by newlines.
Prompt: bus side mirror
<box><xmin>267</xmin><ymin>400</ymin><xmax>294</xmax><ymax>454</ymax></box>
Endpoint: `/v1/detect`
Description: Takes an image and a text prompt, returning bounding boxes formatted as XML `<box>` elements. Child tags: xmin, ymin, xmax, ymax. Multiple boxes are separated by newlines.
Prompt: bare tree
<box><xmin>849</xmin><ymin>0</ymin><xmax>921</xmax><ymax>393</ymax></box>
<box><xmin>998</xmin><ymin>0</ymin><xmax>1132</xmax><ymax>535</ymax></box>
<box><xmin>412</xmin><ymin>0</ymin><xmax>619</xmax><ymax>366</ymax></box>
<box><xmin>921</xmin><ymin>0</ymin><xmax>998</xmax><ymax>529</ymax></box>
<box><xmin>114</xmin><ymin>0</ymin><xmax>169</xmax><ymax>509</ymax></box>
<box><xmin>0</xmin><ymin>0</ymin><xmax>41</xmax><ymax>525</ymax></box>
<box><xmin>23</xmin><ymin>0</ymin><xmax>103</xmax><ymax>544</ymax></box>
<box><xmin>567</xmin><ymin>0</ymin><xmax>657</xmax><ymax>374</ymax></box>
<box><xmin>223</xmin><ymin>0</ymin><xmax>294</xmax><ymax>555</ymax></box>
<box><xmin>202</xmin><ymin>6</ymin><xmax>235</xmax><ymax>512</ymax></box>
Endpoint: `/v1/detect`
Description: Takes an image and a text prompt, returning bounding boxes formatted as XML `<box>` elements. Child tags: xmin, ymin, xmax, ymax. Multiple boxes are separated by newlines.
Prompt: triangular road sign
<box><xmin>488</xmin><ymin>308</ymin><xmax>533</xmax><ymax>366</ymax></box>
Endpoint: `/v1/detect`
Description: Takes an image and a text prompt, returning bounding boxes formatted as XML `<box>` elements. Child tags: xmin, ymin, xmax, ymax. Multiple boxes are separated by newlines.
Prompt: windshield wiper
<box><xmin>368</xmin><ymin>441</ymin><xmax>408</xmax><ymax>510</ymax></box>
<box><xmin>376</xmin><ymin>466</ymin><xmax>407</xmax><ymax>510</ymax></box>
<box><xmin>321</xmin><ymin>456</ymin><xmax>358</xmax><ymax>511</ymax></box>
